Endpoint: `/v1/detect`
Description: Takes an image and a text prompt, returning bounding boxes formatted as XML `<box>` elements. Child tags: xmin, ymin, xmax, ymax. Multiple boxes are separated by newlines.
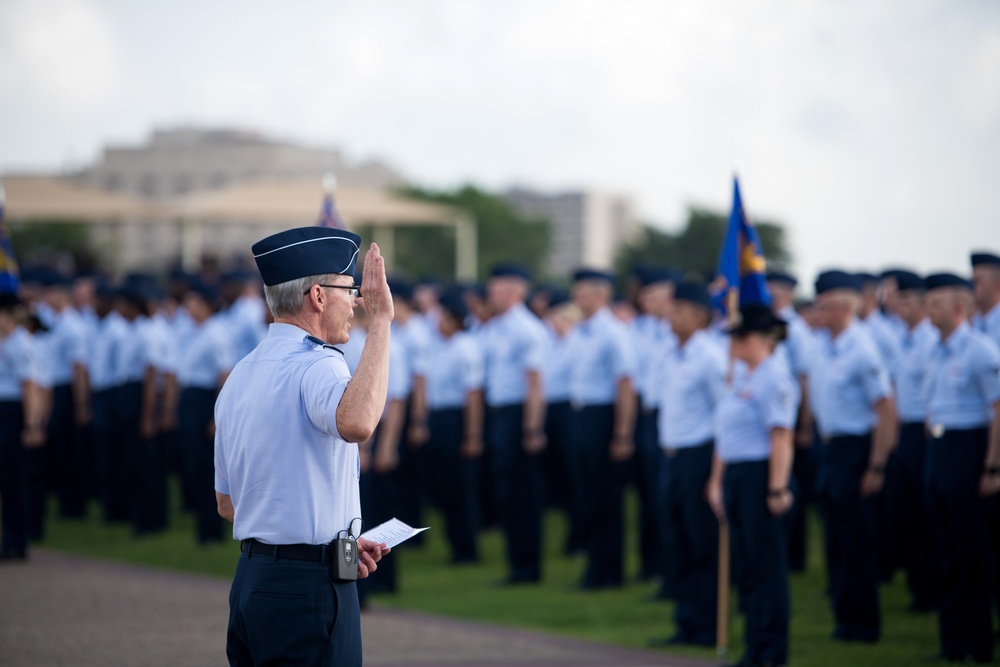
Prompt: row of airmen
<box><xmin>2</xmin><ymin>252</ymin><xmax>1000</xmax><ymax>666</ymax></box>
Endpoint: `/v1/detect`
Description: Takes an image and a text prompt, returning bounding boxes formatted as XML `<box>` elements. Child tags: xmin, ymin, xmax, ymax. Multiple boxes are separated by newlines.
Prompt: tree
<box><xmin>9</xmin><ymin>220</ymin><xmax>101</xmax><ymax>273</ymax></box>
<box><xmin>615</xmin><ymin>207</ymin><xmax>793</xmax><ymax>282</ymax></box>
<box><xmin>381</xmin><ymin>185</ymin><xmax>552</xmax><ymax>283</ymax></box>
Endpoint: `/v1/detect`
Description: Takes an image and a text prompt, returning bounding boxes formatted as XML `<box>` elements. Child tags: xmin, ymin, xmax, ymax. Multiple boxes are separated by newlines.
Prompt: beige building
<box><xmin>71</xmin><ymin>127</ymin><xmax>407</xmax><ymax>199</ymax></box>
<box><xmin>504</xmin><ymin>188</ymin><xmax>639</xmax><ymax>278</ymax></box>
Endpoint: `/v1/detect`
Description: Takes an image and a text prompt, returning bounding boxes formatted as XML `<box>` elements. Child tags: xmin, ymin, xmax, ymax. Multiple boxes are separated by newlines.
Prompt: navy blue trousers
<box><xmin>227</xmin><ymin>550</ymin><xmax>362</xmax><ymax>667</ymax></box>
<box><xmin>92</xmin><ymin>388</ymin><xmax>129</xmax><ymax>523</ymax></box>
<box><xmin>634</xmin><ymin>408</ymin><xmax>661</xmax><ymax>579</ymax></box>
<box><xmin>425</xmin><ymin>407</ymin><xmax>479</xmax><ymax>563</ymax></box>
<box><xmin>0</xmin><ymin>401</ymin><xmax>29</xmax><ymax>557</ymax></box>
<box><xmin>570</xmin><ymin>403</ymin><xmax>627</xmax><ymax>588</ymax></box>
<box><xmin>787</xmin><ymin>440</ymin><xmax>818</xmax><ymax>572</ymax></box>
<box><xmin>725</xmin><ymin>460</ymin><xmax>791</xmax><ymax>666</ymax></box>
<box><xmin>48</xmin><ymin>384</ymin><xmax>88</xmax><ymax>517</ymax></box>
<box><xmin>487</xmin><ymin>404</ymin><xmax>543</xmax><ymax>582</ymax></box>
<box><xmin>545</xmin><ymin>400</ymin><xmax>586</xmax><ymax>554</ymax></box>
<box><xmin>658</xmin><ymin>442</ymin><xmax>717</xmax><ymax>642</ymax></box>
<box><xmin>179</xmin><ymin>387</ymin><xmax>222</xmax><ymax>543</ymax></box>
<box><xmin>894</xmin><ymin>422</ymin><xmax>938</xmax><ymax>609</ymax></box>
<box><xmin>927</xmin><ymin>428</ymin><xmax>994</xmax><ymax>662</ymax></box>
<box><xmin>818</xmin><ymin>434</ymin><xmax>880</xmax><ymax>642</ymax></box>
<box><xmin>358</xmin><ymin>422</ymin><xmax>401</xmax><ymax>600</ymax></box>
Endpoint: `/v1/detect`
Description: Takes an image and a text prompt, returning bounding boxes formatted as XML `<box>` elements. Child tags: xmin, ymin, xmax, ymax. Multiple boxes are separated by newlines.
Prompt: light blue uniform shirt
<box><xmin>657</xmin><ymin>330</ymin><xmax>727</xmax><ymax>448</ymax></box>
<box><xmin>0</xmin><ymin>328</ymin><xmax>39</xmax><ymax>400</ymax></box>
<box><xmin>386</xmin><ymin>333</ymin><xmax>411</xmax><ymax>405</ymax></box>
<box><xmin>147</xmin><ymin>313</ymin><xmax>179</xmax><ymax>375</ymax></box>
<box><xmin>177</xmin><ymin>316</ymin><xmax>236</xmax><ymax>389</ymax></box>
<box><xmin>775</xmin><ymin>306</ymin><xmax>814</xmax><ymax>378</ymax></box>
<box><xmin>225</xmin><ymin>296</ymin><xmax>268</xmax><ymax>362</ymax></box>
<box><xmin>715</xmin><ymin>354</ymin><xmax>801</xmax><ymax>463</ymax></box>
<box><xmin>974</xmin><ymin>302</ymin><xmax>1000</xmax><ymax>349</ymax></box>
<box><xmin>214</xmin><ymin>323</ymin><xmax>360</xmax><ymax>545</ymax></box>
<box><xmin>923</xmin><ymin>322</ymin><xmax>1000</xmax><ymax>430</ymax></box>
<box><xmin>565</xmin><ymin>308</ymin><xmax>635</xmax><ymax>407</ymax></box>
<box><xmin>116</xmin><ymin>317</ymin><xmax>156</xmax><ymax>384</ymax></box>
<box><xmin>863</xmin><ymin>311</ymin><xmax>901</xmax><ymax>371</ymax></box>
<box><xmin>632</xmin><ymin>314</ymin><xmax>676</xmax><ymax>409</ymax></box>
<box><xmin>544</xmin><ymin>327</ymin><xmax>573</xmax><ymax>403</ymax></box>
<box><xmin>47</xmin><ymin>308</ymin><xmax>88</xmax><ymax>385</ymax></box>
<box><xmin>90</xmin><ymin>312</ymin><xmax>129</xmax><ymax>392</ymax></box>
<box><xmin>396</xmin><ymin>316</ymin><xmax>432</xmax><ymax>379</ymax></box>
<box><xmin>892</xmin><ymin>320</ymin><xmax>938</xmax><ymax>423</ymax></box>
<box><xmin>482</xmin><ymin>303</ymin><xmax>547</xmax><ymax>408</ymax></box>
<box><xmin>340</xmin><ymin>327</ymin><xmax>366</xmax><ymax>375</ymax></box>
<box><xmin>426</xmin><ymin>331</ymin><xmax>484</xmax><ymax>410</ymax></box>
<box><xmin>809</xmin><ymin>320</ymin><xmax>892</xmax><ymax>438</ymax></box>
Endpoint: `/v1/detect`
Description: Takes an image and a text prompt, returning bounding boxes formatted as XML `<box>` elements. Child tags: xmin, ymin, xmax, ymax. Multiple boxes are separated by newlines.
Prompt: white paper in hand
<box><xmin>360</xmin><ymin>517</ymin><xmax>429</xmax><ymax>549</ymax></box>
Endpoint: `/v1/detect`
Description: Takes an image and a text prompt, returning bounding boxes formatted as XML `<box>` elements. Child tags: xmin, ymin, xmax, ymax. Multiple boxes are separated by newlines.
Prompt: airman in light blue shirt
<box><xmin>566</xmin><ymin>307</ymin><xmax>635</xmax><ymax>407</ymax></box>
<box><xmin>658</xmin><ymin>329</ymin><xmax>727</xmax><ymax>449</ymax></box>
<box><xmin>426</xmin><ymin>331</ymin><xmax>483</xmax><ymax>410</ymax></box>
<box><xmin>971</xmin><ymin>252</ymin><xmax>1000</xmax><ymax>349</ymax></box>
<box><xmin>924</xmin><ymin>321</ymin><xmax>1000</xmax><ymax>430</ymax></box>
<box><xmin>894</xmin><ymin>319</ymin><xmax>937</xmax><ymax>424</ymax></box>
<box><xmin>482</xmin><ymin>302</ymin><xmax>547</xmax><ymax>408</ymax></box>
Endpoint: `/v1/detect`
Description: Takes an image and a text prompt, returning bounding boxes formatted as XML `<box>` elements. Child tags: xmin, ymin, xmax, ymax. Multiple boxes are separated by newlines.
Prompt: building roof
<box><xmin>2</xmin><ymin>175</ymin><xmax>460</xmax><ymax>227</ymax></box>
<box><xmin>3</xmin><ymin>175</ymin><xmax>150</xmax><ymax>219</ymax></box>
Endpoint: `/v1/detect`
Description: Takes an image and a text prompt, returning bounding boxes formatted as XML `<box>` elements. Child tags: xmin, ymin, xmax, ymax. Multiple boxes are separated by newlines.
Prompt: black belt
<box><xmin>241</xmin><ymin>538</ymin><xmax>328</xmax><ymax>562</ymax></box>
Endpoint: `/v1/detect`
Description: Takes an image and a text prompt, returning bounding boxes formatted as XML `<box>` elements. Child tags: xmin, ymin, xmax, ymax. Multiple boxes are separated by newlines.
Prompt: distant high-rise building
<box><xmin>504</xmin><ymin>188</ymin><xmax>639</xmax><ymax>278</ymax></box>
<box><xmin>72</xmin><ymin>127</ymin><xmax>407</xmax><ymax>197</ymax></box>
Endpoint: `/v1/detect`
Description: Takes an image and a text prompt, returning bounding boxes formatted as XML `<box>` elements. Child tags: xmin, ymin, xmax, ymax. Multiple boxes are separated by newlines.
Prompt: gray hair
<box><xmin>264</xmin><ymin>273</ymin><xmax>341</xmax><ymax>318</ymax></box>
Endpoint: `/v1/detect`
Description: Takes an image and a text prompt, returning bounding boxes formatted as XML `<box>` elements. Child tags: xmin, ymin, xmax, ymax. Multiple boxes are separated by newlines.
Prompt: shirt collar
<box><xmin>267</xmin><ymin>322</ymin><xmax>312</xmax><ymax>341</ymax></box>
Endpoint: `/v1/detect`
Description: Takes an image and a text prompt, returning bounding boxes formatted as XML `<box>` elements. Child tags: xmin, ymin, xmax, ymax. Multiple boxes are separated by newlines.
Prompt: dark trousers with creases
<box><xmin>725</xmin><ymin>460</ymin><xmax>791</xmax><ymax>666</ymax></box>
<box><xmin>927</xmin><ymin>427</ymin><xmax>994</xmax><ymax>662</ymax></box>
<box><xmin>659</xmin><ymin>441</ymin><xmax>717</xmax><ymax>642</ymax></box>
<box><xmin>178</xmin><ymin>387</ymin><xmax>221</xmax><ymax>543</ymax></box>
<box><xmin>487</xmin><ymin>404</ymin><xmax>543</xmax><ymax>582</ymax></box>
<box><xmin>818</xmin><ymin>433</ymin><xmax>880</xmax><ymax>642</ymax></box>
<box><xmin>425</xmin><ymin>407</ymin><xmax>479</xmax><ymax>562</ymax></box>
<box><xmin>0</xmin><ymin>401</ymin><xmax>29</xmax><ymax>557</ymax></box>
<box><xmin>895</xmin><ymin>421</ymin><xmax>938</xmax><ymax>609</ymax></box>
<box><xmin>634</xmin><ymin>408</ymin><xmax>661</xmax><ymax>579</ymax></box>
<box><xmin>570</xmin><ymin>403</ymin><xmax>627</xmax><ymax>588</ymax></box>
<box><xmin>92</xmin><ymin>388</ymin><xmax>129</xmax><ymax>523</ymax></box>
<box><xmin>787</xmin><ymin>440</ymin><xmax>818</xmax><ymax>572</ymax></box>
<box><xmin>48</xmin><ymin>384</ymin><xmax>88</xmax><ymax>517</ymax></box>
<box><xmin>546</xmin><ymin>400</ymin><xmax>585</xmax><ymax>554</ymax></box>
<box><xmin>227</xmin><ymin>550</ymin><xmax>362</xmax><ymax>667</ymax></box>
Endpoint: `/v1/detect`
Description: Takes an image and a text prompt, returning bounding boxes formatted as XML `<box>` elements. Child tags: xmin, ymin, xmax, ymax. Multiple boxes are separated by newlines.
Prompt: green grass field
<box><xmin>37</xmin><ymin>481</ymin><xmax>943</xmax><ymax>666</ymax></box>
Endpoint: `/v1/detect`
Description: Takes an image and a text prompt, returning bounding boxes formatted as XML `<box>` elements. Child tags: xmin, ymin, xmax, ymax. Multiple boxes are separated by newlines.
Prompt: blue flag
<box><xmin>317</xmin><ymin>173</ymin><xmax>346</xmax><ymax>230</ymax></box>
<box><xmin>714</xmin><ymin>176</ymin><xmax>771</xmax><ymax>319</ymax></box>
<box><xmin>0</xmin><ymin>180</ymin><xmax>20</xmax><ymax>294</ymax></box>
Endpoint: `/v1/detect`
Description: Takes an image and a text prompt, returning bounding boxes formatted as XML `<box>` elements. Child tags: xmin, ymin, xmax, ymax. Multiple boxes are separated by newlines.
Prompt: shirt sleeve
<box><xmin>522</xmin><ymin>319</ymin><xmax>547</xmax><ymax>374</ymax></box>
<box><xmin>759</xmin><ymin>366</ymin><xmax>801</xmax><ymax>430</ymax></box>
<box><xmin>858</xmin><ymin>344</ymin><xmax>892</xmax><ymax>405</ymax></box>
<box><xmin>213</xmin><ymin>327</ymin><xmax>238</xmax><ymax>376</ymax></box>
<box><xmin>463</xmin><ymin>337</ymin><xmax>485</xmax><ymax>394</ymax></box>
<box><xmin>973</xmin><ymin>339</ymin><xmax>1000</xmax><ymax>406</ymax></box>
<box><xmin>213</xmin><ymin>400</ymin><xmax>230</xmax><ymax>494</ymax></box>
<box><xmin>387</xmin><ymin>338</ymin><xmax>410</xmax><ymax>401</ymax></box>
<box><xmin>705</xmin><ymin>346</ymin><xmax>729</xmax><ymax>405</ymax></box>
<box><xmin>300</xmin><ymin>355</ymin><xmax>352</xmax><ymax>441</ymax></box>
<box><xmin>609</xmin><ymin>328</ymin><xmax>636</xmax><ymax>382</ymax></box>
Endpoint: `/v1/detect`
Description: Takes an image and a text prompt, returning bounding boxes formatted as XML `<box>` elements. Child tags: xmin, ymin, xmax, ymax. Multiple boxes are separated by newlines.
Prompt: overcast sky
<box><xmin>1</xmin><ymin>0</ymin><xmax>998</xmax><ymax>286</ymax></box>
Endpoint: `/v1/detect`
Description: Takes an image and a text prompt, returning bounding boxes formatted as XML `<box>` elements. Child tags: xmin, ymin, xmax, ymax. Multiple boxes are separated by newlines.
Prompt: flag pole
<box><xmin>717</xmin><ymin>285</ymin><xmax>738</xmax><ymax>666</ymax></box>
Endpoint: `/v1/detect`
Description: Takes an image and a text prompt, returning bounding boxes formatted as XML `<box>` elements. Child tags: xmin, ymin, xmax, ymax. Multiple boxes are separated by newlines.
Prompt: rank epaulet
<box><xmin>305</xmin><ymin>335</ymin><xmax>345</xmax><ymax>356</ymax></box>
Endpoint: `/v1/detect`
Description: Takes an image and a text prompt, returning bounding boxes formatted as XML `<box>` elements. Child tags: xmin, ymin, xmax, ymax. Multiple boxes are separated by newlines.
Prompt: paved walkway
<box><xmin>0</xmin><ymin>550</ymin><xmax>711</xmax><ymax>667</ymax></box>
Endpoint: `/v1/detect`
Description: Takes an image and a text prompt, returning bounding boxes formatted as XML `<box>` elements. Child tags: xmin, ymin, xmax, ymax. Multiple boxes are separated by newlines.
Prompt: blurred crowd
<box><xmin>1</xmin><ymin>250</ymin><xmax>1000</xmax><ymax>665</ymax></box>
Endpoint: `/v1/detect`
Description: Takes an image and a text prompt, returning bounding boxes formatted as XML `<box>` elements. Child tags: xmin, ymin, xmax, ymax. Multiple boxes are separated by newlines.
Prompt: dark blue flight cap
<box><xmin>638</xmin><ymin>267</ymin><xmax>679</xmax><ymax>288</ymax></box>
<box><xmin>0</xmin><ymin>292</ymin><xmax>21</xmax><ymax>310</ymax></box>
<box><xmin>726</xmin><ymin>304</ymin><xmax>788</xmax><ymax>339</ymax></box>
<box><xmin>925</xmin><ymin>273</ymin><xmax>973</xmax><ymax>291</ymax></box>
<box><xmin>187</xmin><ymin>280</ymin><xmax>219</xmax><ymax>304</ymax></box>
<box><xmin>439</xmin><ymin>288</ymin><xmax>469</xmax><ymax>324</ymax></box>
<box><xmin>893</xmin><ymin>270</ymin><xmax>925</xmax><ymax>292</ymax></box>
<box><xmin>572</xmin><ymin>268</ymin><xmax>615</xmax><ymax>284</ymax></box>
<box><xmin>673</xmin><ymin>281</ymin><xmax>712</xmax><ymax>310</ymax></box>
<box><xmin>252</xmin><ymin>227</ymin><xmax>361</xmax><ymax>287</ymax></box>
<box><xmin>547</xmin><ymin>288</ymin><xmax>570</xmax><ymax>308</ymax></box>
<box><xmin>37</xmin><ymin>268</ymin><xmax>71</xmax><ymax>288</ymax></box>
<box><xmin>815</xmin><ymin>270</ymin><xmax>862</xmax><ymax>295</ymax></box>
<box><xmin>766</xmin><ymin>270</ymin><xmax>798</xmax><ymax>288</ymax></box>
<box><xmin>387</xmin><ymin>276</ymin><xmax>413</xmax><ymax>301</ymax></box>
<box><xmin>490</xmin><ymin>263</ymin><xmax>532</xmax><ymax>282</ymax></box>
<box><xmin>971</xmin><ymin>251</ymin><xmax>1000</xmax><ymax>267</ymax></box>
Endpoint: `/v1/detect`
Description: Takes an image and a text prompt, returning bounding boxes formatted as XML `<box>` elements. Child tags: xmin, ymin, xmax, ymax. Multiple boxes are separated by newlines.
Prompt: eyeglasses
<box><xmin>304</xmin><ymin>284</ymin><xmax>361</xmax><ymax>298</ymax></box>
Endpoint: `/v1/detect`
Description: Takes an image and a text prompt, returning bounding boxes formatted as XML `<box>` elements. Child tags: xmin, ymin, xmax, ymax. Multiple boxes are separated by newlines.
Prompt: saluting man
<box><xmin>808</xmin><ymin>270</ymin><xmax>897</xmax><ymax>644</ymax></box>
<box><xmin>214</xmin><ymin>227</ymin><xmax>391</xmax><ymax>667</ymax></box>
<box><xmin>923</xmin><ymin>272</ymin><xmax>1000</xmax><ymax>664</ymax></box>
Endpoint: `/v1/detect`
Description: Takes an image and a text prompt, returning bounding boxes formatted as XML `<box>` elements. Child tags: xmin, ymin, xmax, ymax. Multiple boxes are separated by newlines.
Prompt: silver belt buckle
<box><xmin>930</xmin><ymin>424</ymin><xmax>945</xmax><ymax>439</ymax></box>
